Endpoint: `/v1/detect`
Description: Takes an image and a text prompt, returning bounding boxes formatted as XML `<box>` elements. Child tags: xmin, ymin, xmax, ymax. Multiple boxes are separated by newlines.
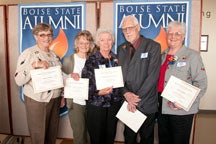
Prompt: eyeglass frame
<box><xmin>122</xmin><ymin>24</ymin><xmax>138</xmax><ymax>33</ymax></box>
<box><xmin>37</xmin><ymin>33</ymin><xmax>53</xmax><ymax>38</ymax></box>
<box><xmin>167</xmin><ymin>32</ymin><xmax>184</xmax><ymax>37</ymax></box>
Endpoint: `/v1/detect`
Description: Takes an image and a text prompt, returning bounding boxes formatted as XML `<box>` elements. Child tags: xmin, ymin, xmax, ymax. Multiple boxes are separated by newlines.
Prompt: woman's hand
<box><xmin>32</xmin><ymin>60</ymin><xmax>50</xmax><ymax>69</ymax></box>
<box><xmin>70</xmin><ymin>73</ymin><xmax>80</xmax><ymax>81</ymax></box>
<box><xmin>98</xmin><ymin>86</ymin><xmax>113</xmax><ymax>96</ymax></box>
<box><xmin>60</xmin><ymin>97</ymin><xmax>65</xmax><ymax>108</ymax></box>
<box><xmin>167</xmin><ymin>101</ymin><xmax>182</xmax><ymax>110</ymax></box>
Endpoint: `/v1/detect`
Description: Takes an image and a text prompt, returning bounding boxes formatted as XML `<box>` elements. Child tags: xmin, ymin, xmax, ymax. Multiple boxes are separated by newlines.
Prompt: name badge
<box><xmin>176</xmin><ymin>62</ymin><xmax>186</xmax><ymax>67</ymax></box>
<box><xmin>141</xmin><ymin>52</ymin><xmax>148</xmax><ymax>59</ymax></box>
<box><xmin>99</xmin><ymin>64</ymin><xmax>106</xmax><ymax>69</ymax></box>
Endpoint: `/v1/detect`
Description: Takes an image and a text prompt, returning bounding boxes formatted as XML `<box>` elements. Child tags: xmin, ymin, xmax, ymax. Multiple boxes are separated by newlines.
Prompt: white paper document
<box><xmin>161</xmin><ymin>75</ymin><xmax>201</xmax><ymax>111</ymax></box>
<box><xmin>94</xmin><ymin>66</ymin><xmax>124</xmax><ymax>90</ymax></box>
<box><xmin>116</xmin><ymin>101</ymin><xmax>147</xmax><ymax>133</ymax></box>
<box><xmin>64</xmin><ymin>78</ymin><xmax>89</xmax><ymax>100</ymax></box>
<box><xmin>30</xmin><ymin>66</ymin><xmax>64</xmax><ymax>93</ymax></box>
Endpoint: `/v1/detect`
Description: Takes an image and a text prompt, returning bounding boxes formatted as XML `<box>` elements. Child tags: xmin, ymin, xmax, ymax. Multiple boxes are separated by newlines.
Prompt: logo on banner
<box><xmin>114</xmin><ymin>0</ymin><xmax>191</xmax><ymax>52</ymax></box>
<box><xmin>19</xmin><ymin>2</ymin><xmax>85</xmax><ymax>58</ymax></box>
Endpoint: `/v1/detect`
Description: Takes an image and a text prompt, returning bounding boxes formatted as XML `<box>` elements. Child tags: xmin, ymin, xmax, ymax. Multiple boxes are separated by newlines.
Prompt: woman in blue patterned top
<box><xmin>82</xmin><ymin>28</ymin><xmax>122</xmax><ymax>144</ymax></box>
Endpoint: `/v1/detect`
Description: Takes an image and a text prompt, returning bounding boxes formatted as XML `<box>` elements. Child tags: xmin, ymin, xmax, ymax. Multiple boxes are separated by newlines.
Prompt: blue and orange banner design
<box><xmin>19</xmin><ymin>2</ymin><xmax>86</xmax><ymax>59</ymax></box>
<box><xmin>114</xmin><ymin>0</ymin><xmax>191</xmax><ymax>52</ymax></box>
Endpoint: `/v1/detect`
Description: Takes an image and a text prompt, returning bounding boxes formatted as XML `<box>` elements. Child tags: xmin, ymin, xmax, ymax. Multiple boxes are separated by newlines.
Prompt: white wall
<box><xmin>199</xmin><ymin>0</ymin><xmax>216</xmax><ymax>110</ymax></box>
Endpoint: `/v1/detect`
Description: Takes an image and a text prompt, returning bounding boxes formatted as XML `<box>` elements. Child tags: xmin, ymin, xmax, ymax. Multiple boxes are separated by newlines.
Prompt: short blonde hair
<box><xmin>74</xmin><ymin>30</ymin><xmax>94</xmax><ymax>55</ymax></box>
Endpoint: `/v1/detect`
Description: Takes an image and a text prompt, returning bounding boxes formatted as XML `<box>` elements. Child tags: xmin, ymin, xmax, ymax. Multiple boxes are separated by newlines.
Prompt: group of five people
<box><xmin>15</xmin><ymin>15</ymin><xmax>207</xmax><ymax>144</ymax></box>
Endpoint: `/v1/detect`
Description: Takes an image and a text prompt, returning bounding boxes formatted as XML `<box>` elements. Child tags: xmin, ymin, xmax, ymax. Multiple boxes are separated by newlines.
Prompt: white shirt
<box><xmin>72</xmin><ymin>54</ymin><xmax>87</xmax><ymax>105</ymax></box>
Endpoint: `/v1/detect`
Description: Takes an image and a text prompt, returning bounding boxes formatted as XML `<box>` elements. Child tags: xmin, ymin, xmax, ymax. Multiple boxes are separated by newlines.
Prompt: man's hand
<box><xmin>124</xmin><ymin>92</ymin><xmax>141</xmax><ymax>112</ymax></box>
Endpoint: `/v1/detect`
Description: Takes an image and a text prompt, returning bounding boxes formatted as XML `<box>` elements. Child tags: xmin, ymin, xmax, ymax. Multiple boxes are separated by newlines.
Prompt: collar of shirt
<box><xmin>131</xmin><ymin>36</ymin><xmax>142</xmax><ymax>50</ymax></box>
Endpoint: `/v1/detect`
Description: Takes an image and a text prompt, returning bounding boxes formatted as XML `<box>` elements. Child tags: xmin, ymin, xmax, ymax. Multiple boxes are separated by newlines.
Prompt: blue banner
<box><xmin>114</xmin><ymin>0</ymin><xmax>191</xmax><ymax>52</ymax></box>
<box><xmin>19</xmin><ymin>2</ymin><xmax>86</xmax><ymax>59</ymax></box>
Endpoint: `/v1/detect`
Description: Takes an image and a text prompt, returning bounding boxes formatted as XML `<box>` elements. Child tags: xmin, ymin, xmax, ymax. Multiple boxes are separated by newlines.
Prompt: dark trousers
<box><xmin>86</xmin><ymin>101</ymin><xmax>121</xmax><ymax>144</ymax></box>
<box><xmin>124</xmin><ymin>113</ymin><xmax>156</xmax><ymax>144</ymax></box>
<box><xmin>157</xmin><ymin>92</ymin><xmax>194</xmax><ymax>144</ymax></box>
<box><xmin>24</xmin><ymin>96</ymin><xmax>61</xmax><ymax>144</ymax></box>
<box><xmin>157</xmin><ymin>113</ymin><xmax>194</xmax><ymax>144</ymax></box>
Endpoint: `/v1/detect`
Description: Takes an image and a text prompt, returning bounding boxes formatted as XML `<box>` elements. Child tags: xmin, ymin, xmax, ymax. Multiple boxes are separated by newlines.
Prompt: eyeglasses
<box><xmin>122</xmin><ymin>25</ymin><xmax>138</xmax><ymax>33</ymax></box>
<box><xmin>37</xmin><ymin>33</ymin><xmax>53</xmax><ymax>38</ymax></box>
<box><xmin>167</xmin><ymin>32</ymin><xmax>183</xmax><ymax>37</ymax></box>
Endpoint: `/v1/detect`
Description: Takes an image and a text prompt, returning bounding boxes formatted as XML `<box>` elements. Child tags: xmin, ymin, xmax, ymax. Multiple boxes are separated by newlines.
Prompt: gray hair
<box><xmin>94</xmin><ymin>28</ymin><xmax>114</xmax><ymax>46</ymax></box>
<box><xmin>122</xmin><ymin>15</ymin><xmax>139</xmax><ymax>28</ymax></box>
<box><xmin>32</xmin><ymin>23</ymin><xmax>53</xmax><ymax>35</ymax></box>
<box><xmin>167</xmin><ymin>21</ymin><xmax>186</xmax><ymax>34</ymax></box>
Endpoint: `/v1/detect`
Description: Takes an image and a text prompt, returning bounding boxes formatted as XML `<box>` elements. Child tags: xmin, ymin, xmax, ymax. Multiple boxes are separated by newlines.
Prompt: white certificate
<box><xmin>161</xmin><ymin>75</ymin><xmax>201</xmax><ymax>111</ymax></box>
<box><xmin>64</xmin><ymin>78</ymin><xmax>89</xmax><ymax>100</ymax></box>
<box><xmin>116</xmin><ymin>101</ymin><xmax>147</xmax><ymax>133</ymax></box>
<box><xmin>94</xmin><ymin>66</ymin><xmax>124</xmax><ymax>90</ymax></box>
<box><xmin>30</xmin><ymin>66</ymin><xmax>64</xmax><ymax>93</ymax></box>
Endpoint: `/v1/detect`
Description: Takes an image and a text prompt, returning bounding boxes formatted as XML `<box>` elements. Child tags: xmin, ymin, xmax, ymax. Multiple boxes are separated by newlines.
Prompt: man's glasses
<box><xmin>37</xmin><ymin>33</ymin><xmax>53</xmax><ymax>38</ymax></box>
<box><xmin>122</xmin><ymin>25</ymin><xmax>138</xmax><ymax>33</ymax></box>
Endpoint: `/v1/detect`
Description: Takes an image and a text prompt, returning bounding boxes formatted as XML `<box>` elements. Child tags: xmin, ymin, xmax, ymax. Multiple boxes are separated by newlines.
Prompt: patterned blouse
<box><xmin>82</xmin><ymin>51</ymin><xmax>122</xmax><ymax>107</ymax></box>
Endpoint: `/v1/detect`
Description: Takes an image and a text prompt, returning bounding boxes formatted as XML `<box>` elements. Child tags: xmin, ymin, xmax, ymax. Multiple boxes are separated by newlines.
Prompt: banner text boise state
<box><xmin>21</xmin><ymin>7</ymin><xmax>82</xmax><ymax>30</ymax></box>
<box><xmin>117</xmin><ymin>3</ymin><xmax>187</xmax><ymax>29</ymax></box>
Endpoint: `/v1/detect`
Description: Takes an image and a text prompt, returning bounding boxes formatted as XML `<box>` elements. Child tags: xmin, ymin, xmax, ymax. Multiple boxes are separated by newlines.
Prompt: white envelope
<box><xmin>116</xmin><ymin>101</ymin><xmax>147</xmax><ymax>132</ymax></box>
